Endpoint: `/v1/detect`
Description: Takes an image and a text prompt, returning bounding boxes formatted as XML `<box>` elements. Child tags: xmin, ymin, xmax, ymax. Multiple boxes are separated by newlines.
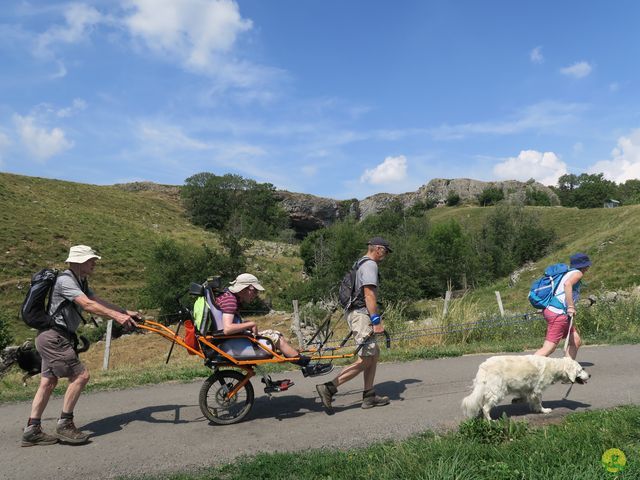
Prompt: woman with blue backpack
<box><xmin>533</xmin><ymin>253</ymin><xmax>592</xmax><ymax>360</ymax></box>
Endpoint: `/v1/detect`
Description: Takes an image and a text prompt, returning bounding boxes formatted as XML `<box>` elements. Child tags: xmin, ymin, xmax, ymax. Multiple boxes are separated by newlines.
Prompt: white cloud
<box><xmin>123</xmin><ymin>0</ymin><xmax>252</xmax><ymax>71</ymax></box>
<box><xmin>13</xmin><ymin>114</ymin><xmax>74</xmax><ymax>161</ymax></box>
<box><xmin>560</xmin><ymin>61</ymin><xmax>592</xmax><ymax>79</ymax></box>
<box><xmin>35</xmin><ymin>3</ymin><xmax>103</xmax><ymax>57</ymax></box>
<box><xmin>589</xmin><ymin>129</ymin><xmax>640</xmax><ymax>183</ymax></box>
<box><xmin>360</xmin><ymin>155</ymin><xmax>408</xmax><ymax>185</ymax></box>
<box><xmin>530</xmin><ymin>46</ymin><xmax>544</xmax><ymax>64</ymax></box>
<box><xmin>493</xmin><ymin>150</ymin><xmax>567</xmax><ymax>186</ymax></box>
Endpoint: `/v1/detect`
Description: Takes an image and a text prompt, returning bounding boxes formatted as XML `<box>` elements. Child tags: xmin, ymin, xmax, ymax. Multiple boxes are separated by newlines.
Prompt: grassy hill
<box><xmin>2</xmin><ymin>172</ymin><xmax>639</xmax><ymax>342</ymax></box>
<box><xmin>423</xmin><ymin>203</ymin><xmax>640</xmax><ymax>313</ymax></box>
<box><xmin>0</xmin><ymin>173</ymin><xmax>303</xmax><ymax>341</ymax></box>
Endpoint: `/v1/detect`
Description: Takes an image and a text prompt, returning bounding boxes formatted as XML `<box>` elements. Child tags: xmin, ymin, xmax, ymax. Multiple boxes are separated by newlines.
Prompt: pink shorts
<box><xmin>543</xmin><ymin>309</ymin><xmax>577</xmax><ymax>343</ymax></box>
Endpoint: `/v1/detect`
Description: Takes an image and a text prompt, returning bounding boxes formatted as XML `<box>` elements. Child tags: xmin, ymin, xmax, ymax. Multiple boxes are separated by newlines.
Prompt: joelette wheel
<box><xmin>199</xmin><ymin>369</ymin><xmax>254</xmax><ymax>425</ymax></box>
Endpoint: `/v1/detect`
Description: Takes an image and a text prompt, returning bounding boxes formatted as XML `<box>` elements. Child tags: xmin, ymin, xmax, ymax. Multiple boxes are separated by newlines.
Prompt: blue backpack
<box><xmin>528</xmin><ymin>263</ymin><xmax>573</xmax><ymax>311</ymax></box>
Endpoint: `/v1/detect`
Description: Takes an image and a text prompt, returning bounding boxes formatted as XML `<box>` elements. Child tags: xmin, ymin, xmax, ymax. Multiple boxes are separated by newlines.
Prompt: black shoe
<box><xmin>302</xmin><ymin>363</ymin><xmax>334</xmax><ymax>377</ymax></box>
<box><xmin>293</xmin><ymin>355</ymin><xmax>311</xmax><ymax>367</ymax></box>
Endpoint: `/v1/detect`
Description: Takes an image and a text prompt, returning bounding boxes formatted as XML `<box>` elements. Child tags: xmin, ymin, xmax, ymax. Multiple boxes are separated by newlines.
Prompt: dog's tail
<box><xmin>461</xmin><ymin>382</ymin><xmax>484</xmax><ymax>419</ymax></box>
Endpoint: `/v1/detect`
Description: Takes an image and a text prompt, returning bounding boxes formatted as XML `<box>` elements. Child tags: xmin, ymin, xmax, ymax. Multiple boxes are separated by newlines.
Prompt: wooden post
<box><xmin>103</xmin><ymin>320</ymin><xmax>113</xmax><ymax>370</ymax></box>
<box><xmin>495</xmin><ymin>291</ymin><xmax>505</xmax><ymax>317</ymax></box>
<box><xmin>443</xmin><ymin>290</ymin><xmax>452</xmax><ymax>317</ymax></box>
<box><xmin>292</xmin><ymin>300</ymin><xmax>304</xmax><ymax>349</ymax></box>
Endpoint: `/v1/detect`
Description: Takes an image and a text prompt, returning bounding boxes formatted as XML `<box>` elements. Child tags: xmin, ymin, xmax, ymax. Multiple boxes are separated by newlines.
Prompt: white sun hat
<box><xmin>65</xmin><ymin>245</ymin><xmax>101</xmax><ymax>263</ymax></box>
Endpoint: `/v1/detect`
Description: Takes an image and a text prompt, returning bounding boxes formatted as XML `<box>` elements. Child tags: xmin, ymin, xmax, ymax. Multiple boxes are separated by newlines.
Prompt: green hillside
<box><xmin>0</xmin><ymin>173</ymin><xmax>303</xmax><ymax>340</ymax></box>
<box><xmin>424</xmin><ymin>204</ymin><xmax>640</xmax><ymax>312</ymax></box>
<box><xmin>2</xmin><ymin>172</ymin><xmax>639</xmax><ymax>342</ymax></box>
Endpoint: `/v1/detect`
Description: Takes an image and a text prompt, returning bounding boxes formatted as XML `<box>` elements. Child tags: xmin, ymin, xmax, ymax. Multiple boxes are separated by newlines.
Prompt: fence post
<box><xmin>292</xmin><ymin>300</ymin><xmax>304</xmax><ymax>349</ymax></box>
<box><xmin>443</xmin><ymin>290</ymin><xmax>452</xmax><ymax>317</ymax></box>
<box><xmin>495</xmin><ymin>291</ymin><xmax>505</xmax><ymax>317</ymax></box>
<box><xmin>102</xmin><ymin>319</ymin><xmax>113</xmax><ymax>370</ymax></box>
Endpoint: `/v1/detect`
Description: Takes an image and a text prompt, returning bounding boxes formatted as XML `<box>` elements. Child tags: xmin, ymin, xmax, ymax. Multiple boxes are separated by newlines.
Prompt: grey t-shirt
<box><xmin>48</xmin><ymin>270</ymin><xmax>93</xmax><ymax>333</ymax></box>
<box><xmin>354</xmin><ymin>256</ymin><xmax>378</xmax><ymax>312</ymax></box>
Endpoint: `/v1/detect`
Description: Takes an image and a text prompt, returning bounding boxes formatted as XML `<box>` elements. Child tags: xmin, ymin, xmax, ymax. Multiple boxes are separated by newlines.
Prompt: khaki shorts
<box><xmin>258</xmin><ymin>329</ymin><xmax>283</xmax><ymax>348</ymax></box>
<box><xmin>347</xmin><ymin>310</ymin><xmax>379</xmax><ymax>357</ymax></box>
<box><xmin>36</xmin><ymin>329</ymin><xmax>86</xmax><ymax>379</ymax></box>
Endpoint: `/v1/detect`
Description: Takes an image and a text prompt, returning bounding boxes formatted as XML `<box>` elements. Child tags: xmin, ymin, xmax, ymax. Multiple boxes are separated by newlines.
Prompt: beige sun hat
<box><xmin>228</xmin><ymin>273</ymin><xmax>265</xmax><ymax>293</ymax></box>
<box><xmin>65</xmin><ymin>245</ymin><xmax>101</xmax><ymax>264</ymax></box>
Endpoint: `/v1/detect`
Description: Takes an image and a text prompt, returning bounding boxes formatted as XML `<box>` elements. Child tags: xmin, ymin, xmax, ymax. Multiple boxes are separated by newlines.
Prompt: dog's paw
<box><xmin>540</xmin><ymin>407</ymin><xmax>552</xmax><ymax>414</ymax></box>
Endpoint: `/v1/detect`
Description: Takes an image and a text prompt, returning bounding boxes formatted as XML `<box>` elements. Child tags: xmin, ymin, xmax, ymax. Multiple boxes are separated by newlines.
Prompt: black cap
<box><xmin>367</xmin><ymin>236</ymin><xmax>392</xmax><ymax>253</ymax></box>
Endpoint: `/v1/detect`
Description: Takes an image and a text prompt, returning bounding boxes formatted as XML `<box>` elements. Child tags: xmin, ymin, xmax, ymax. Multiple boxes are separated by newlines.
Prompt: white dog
<box><xmin>461</xmin><ymin>355</ymin><xmax>590</xmax><ymax>420</ymax></box>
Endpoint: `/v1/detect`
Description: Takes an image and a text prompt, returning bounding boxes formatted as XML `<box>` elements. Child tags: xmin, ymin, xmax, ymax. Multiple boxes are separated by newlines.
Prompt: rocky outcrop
<box><xmin>275</xmin><ymin>191</ymin><xmax>361</xmax><ymax>238</ymax></box>
<box><xmin>414</xmin><ymin>178</ymin><xmax>559</xmax><ymax>207</ymax></box>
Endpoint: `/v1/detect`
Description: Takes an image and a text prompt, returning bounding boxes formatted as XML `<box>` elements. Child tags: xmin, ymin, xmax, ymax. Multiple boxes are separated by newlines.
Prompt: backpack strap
<box><xmin>348</xmin><ymin>257</ymin><xmax>374</xmax><ymax>310</ymax></box>
<box><xmin>55</xmin><ymin>270</ymin><xmax>89</xmax><ymax>326</ymax></box>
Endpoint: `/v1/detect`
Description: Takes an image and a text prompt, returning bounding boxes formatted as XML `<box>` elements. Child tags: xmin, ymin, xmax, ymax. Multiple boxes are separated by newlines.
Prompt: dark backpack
<box><xmin>20</xmin><ymin>268</ymin><xmax>67</xmax><ymax>331</ymax></box>
<box><xmin>338</xmin><ymin>257</ymin><xmax>372</xmax><ymax>310</ymax></box>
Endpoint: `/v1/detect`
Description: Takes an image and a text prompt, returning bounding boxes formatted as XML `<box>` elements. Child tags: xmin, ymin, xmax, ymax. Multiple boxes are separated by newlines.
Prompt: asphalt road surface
<box><xmin>1</xmin><ymin>344</ymin><xmax>639</xmax><ymax>479</ymax></box>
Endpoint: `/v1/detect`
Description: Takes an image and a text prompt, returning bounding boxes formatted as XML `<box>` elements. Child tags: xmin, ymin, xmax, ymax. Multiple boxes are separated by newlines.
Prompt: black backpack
<box><xmin>338</xmin><ymin>257</ymin><xmax>372</xmax><ymax>310</ymax></box>
<box><xmin>20</xmin><ymin>268</ymin><xmax>66</xmax><ymax>331</ymax></box>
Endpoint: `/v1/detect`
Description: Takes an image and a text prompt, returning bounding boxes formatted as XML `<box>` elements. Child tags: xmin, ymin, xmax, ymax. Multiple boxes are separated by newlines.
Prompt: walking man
<box><xmin>316</xmin><ymin>237</ymin><xmax>392</xmax><ymax>413</ymax></box>
<box><xmin>22</xmin><ymin>245</ymin><xmax>140</xmax><ymax>446</ymax></box>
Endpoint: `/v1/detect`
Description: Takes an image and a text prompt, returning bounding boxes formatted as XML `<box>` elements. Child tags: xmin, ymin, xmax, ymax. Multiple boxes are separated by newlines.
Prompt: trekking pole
<box><xmin>563</xmin><ymin>314</ymin><xmax>574</xmax><ymax>354</ymax></box>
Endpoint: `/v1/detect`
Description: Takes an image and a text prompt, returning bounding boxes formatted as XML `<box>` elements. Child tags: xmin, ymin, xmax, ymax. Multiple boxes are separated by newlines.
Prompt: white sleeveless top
<box><xmin>547</xmin><ymin>270</ymin><xmax>580</xmax><ymax>314</ymax></box>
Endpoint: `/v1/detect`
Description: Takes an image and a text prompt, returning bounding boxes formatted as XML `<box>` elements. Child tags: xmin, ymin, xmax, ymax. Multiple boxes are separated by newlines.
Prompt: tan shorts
<box><xmin>258</xmin><ymin>329</ymin><xmax>283</xmax><ymax>348</ymax></box>
<box><xmin>36</xmin><ymin>329</ymin><xmax>86</xmax><ymax>379</ymax></box>
<box><xmin>347</xmin><ymin>310</ymin><xmax>379</xmax><ymax>357</ymax></box>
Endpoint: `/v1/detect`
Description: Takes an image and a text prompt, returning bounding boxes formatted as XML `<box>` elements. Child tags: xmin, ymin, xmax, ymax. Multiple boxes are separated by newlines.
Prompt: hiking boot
<box><xmin>21</xmin><ymin>424</ymin><xmax>58</xmax><ymax>447</ymax></box>
<box><xmin>361</xmin><ymin>389</ymin><xmax>390</xmax><ymax>409</ymax></box>
<box><xmin>56</xmin><ymin>420</ymin><xmax>90</xmax><ymax>444</ymax></box>
<box><xmin>316</xmin><ymin>382</ymin><xmax>337</xmax><ymax>413</ymax></box>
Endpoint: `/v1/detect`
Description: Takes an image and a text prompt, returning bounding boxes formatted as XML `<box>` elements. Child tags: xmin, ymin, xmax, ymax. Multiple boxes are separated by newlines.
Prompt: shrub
<box><xmin>478</xmin><ymin>187</ymin><xmax>504</xmax><ymax>206</ymax></box>
<box><xmin>140</xmin><ymin>237</ymin><xmax>245</xmax><ymax>317</ymax></box>
<box><xmin>446</xmin><ymin>192</ymin><xmax>461</xmax><ymax>206</ymax></box>
<box><xmin>525</xmin><ymin>188</ymin><xmax>552</xmax><ymax>206</ymax></box>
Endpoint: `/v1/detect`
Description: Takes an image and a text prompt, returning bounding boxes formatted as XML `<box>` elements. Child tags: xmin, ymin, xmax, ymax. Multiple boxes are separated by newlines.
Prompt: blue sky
<box><xmin>1</xmin><ymin>0</ymin><xmax>640</xmax><ymax>200</ymax></box>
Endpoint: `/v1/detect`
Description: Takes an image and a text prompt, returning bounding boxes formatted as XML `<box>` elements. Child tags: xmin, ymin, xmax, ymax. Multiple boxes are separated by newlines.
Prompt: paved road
<box><xmin>1</xmin><ymin>344</ymin><xmax>639</xmax><ymax>479</ymax></box>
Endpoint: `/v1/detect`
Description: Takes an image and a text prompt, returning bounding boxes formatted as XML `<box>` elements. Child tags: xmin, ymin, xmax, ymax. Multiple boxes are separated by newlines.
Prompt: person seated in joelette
<box><xmin>215</xmin><ymin>273</ymin><xmax>310</xmax><ymax>366</ymax></box>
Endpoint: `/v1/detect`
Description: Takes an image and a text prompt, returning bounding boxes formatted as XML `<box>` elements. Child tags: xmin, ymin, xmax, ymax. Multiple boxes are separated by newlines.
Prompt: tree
<box><xmin>617</xmin><ymin>179</ymin><xmax>640</xmax><ymax>205</ymax></box>
<box><xmin>181</xmin><ymin>172</ymin><xmax>289</xmax><ymax>240</ymax></box>
<box><xmin>475</xmin><ymin>206</ymin><xmax>555</xmax><ymax>279</ymax></box>
<box><xmin>554</xmin><ymin>173</ymin><xmax>617</xmax><ymax>208</ymax></box>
